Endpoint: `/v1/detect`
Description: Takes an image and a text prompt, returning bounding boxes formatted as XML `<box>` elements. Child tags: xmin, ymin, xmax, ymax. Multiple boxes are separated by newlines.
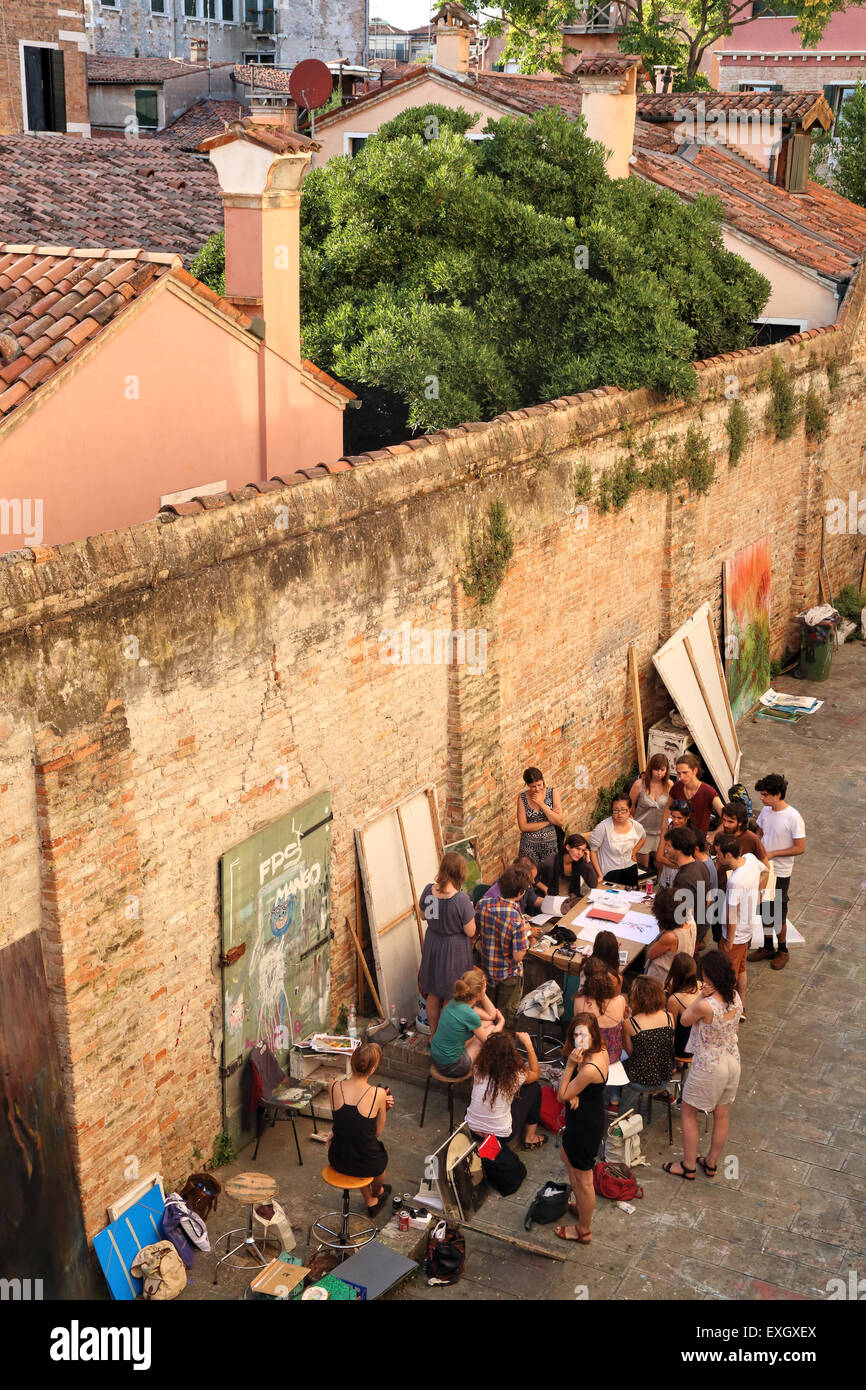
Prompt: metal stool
<box><xmin>311</xmin><ymin>1166</ymin><xmax>377</xmax><ymax>1260</ymax></box>
<box><xmin>624</xmin><ymin>1081</ymin><xmax>673</xmax><ymax>1144</ymax></box>
<box><xmin>419</xmin><ymin>1063</ymin><xmax>472</xmax><ymax>1130</ymax></box>
<box><xmin>212</xmin><ymin>1171</ymin><xmax>281</xmax><ymax>1285</ymax></box>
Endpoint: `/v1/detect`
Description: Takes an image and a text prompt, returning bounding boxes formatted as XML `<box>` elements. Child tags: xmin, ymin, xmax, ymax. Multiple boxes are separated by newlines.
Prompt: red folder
<box><xmin>586</xmin><ymin>907</ymin><xmax>626</xmax><ymax>924</ymax></box>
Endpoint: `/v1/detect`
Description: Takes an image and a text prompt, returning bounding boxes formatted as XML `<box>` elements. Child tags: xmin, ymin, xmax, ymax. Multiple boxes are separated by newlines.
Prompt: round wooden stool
<box><xmin>311</xmin><ymin>1166</ymin><xmax>377</xmax><ymax>1259</ymax></box>
<box><xmin>212</xmin><ymin>1171</ymin><xmax>280</xmax><ymax>1285</ymax></box>
<box><xmin>419</xmin><ymin>1063</ymin><xmax>472</xmax><ymax>1131</ymax></box>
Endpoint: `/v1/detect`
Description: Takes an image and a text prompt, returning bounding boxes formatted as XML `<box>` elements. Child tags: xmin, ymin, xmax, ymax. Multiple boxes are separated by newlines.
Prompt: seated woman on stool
<box><xmin>327</xmin><ymin>1042</ymin><xmax>394</xmax><ymax>1216</ymax></box>
<box><xmin>431</xmin><ymin>968</ymin><xmax>504</xmax><ymax>1077</ymax></box>
<box><xmin>555</xmin><ymin>1012</ymin><xmax>609</xmax><ymax>1243</ymax></box>
<box><xmin>465</xmin><ymin>1031</ymin><xmax>545</xmax><ymax>1151</ymax></box>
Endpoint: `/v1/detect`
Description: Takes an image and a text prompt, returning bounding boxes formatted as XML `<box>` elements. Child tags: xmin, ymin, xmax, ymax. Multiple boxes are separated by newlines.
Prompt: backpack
<box><xmin>728</xmin><ymin>783</ymin><xmax>753</xmax><ymax>820</ymax></box>
<box><xmin>481</xmin><ymin>1141</ymin><xmax>526</xmax><ymax>1196</ymax></box>
<box><xmin>539</xmin><ymin>1084</ymin><xmax>565</xmax><ymax>1134</ymax></box>
<box><xmin>592</xmin><ymin>1161</ymin><xmax>644</xmax><ymax>1201</ymax></box>
<box><xmin>603</xmin><ymin>1109</ymin><xmax>647</xmax><ymax>1169</ymax></box>
<box><xmin>523</xmin><ymin>1180</ymin><xmax>571</xmax><ymax>1231</ymax></box>
<box><xmin>163</xmin><ymin>1192</ymin><xmax>211</xmax><ymax>1253</ymax></box>
<box><xmin>180</xmin><ymin>1172</ymin><xmax>221</xmax><ymax>1222</ymax></box>
<box><xmin>130</xmin><ymin>1240</ymin><xmax>187</xmax><ymax>1300</ymax></box>
<box><xmin>425</xmin><ymin>1221</ymin><xmax>465</xmax><ymax>1286</ymax></box>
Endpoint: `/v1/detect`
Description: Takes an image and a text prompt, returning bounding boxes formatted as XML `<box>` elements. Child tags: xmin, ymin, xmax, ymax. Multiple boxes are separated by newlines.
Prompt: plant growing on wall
<box><xmin>803</xmin><ymin>387</ymin><xmax>829</xmax><ymax>441</ymax></box>
<box><xmin>827</xmin><ymin>358</ymin><xmax>841</xmax><ymax>394</ymax></box>
<box><xmin>461</xmin><ymin>501</ymin><xmax>515</xmax><ymax>605</ymax></box>
<box><xmin>593</xmin><ymin>766</ymin><xmax>639</xmax><ymax>823</ymax></box>
<box><xmin>725</xmin><ymin>400</ymin><xmax>750</xmax><ymax>466</ymax></box>
<box><xmin>766</xmin><ymin>357</ymin><xmax>799</xmax><ymax>441</ymax></box>
<box><xmin>573</xmin><ymin>463</ymin><xmax>593</xmax><ymax>502</ymax></box>
<box><xmin>680</xmin><ymin>425</ymin><xmax>714</xmax><ymax>494</ymax></box>
<box><xmin>211</xmin><ymin>1130</ymin><xmax>236</xmax><ymax>1169</ymax></box>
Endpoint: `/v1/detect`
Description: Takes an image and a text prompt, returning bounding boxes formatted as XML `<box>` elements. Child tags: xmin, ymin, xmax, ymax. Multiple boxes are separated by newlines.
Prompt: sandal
<box><xmin>521</xmin><ymin>1135</ymin><xmax>549</xmax><ymax>1151</ymax></box>
<box><xmin>662</xmin><ymin>1161</ymin><xmax>696</xmax><ymax>1181</ymax></box>
<box><xmin>697</xmin><ymin>1156</ymin><xmax>717</xmax><ymax>1178</ymax></box>
<box><xmin>555</xmin><ymin>1225</ymin><xmax>592</xmax><ymax>1243</ymax></box>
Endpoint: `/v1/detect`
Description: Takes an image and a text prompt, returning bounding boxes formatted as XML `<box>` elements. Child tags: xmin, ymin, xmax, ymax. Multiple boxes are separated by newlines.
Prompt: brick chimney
<box><xmin>432</xmin><ymin>3</ymin><xmax>474</xmax><ymax>76</ymax></box>
<box><xmin>200</xmin><ymin>118</ymin><xmax>317</xmax><ymax>367</ymax></box>
<box><xmin>575</xmin><ymin>56</ymin><xmax>643</xmax><ymax>181</ymax></box>
<box><xmin>189</xmin><ymin>37</ymin><xmax>208</xmax><ymax>64</ymax></box>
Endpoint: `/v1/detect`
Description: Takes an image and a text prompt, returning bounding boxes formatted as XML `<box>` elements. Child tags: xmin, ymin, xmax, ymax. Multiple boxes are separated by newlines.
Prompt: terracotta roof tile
<box><xmin>232</xmin><ymin>63</ymin><xmax>295</xmax><ymax>93</ymax></box>
<box><xmin>636</xmin><ymin>91</ymin><xmax>833</xmax><ymax>131</ymax></box>
<box><xmin>0</xmin><ymin>246</ymin><xmax>175</xmax><ymax>424</ymax></box>
<box><xmin>199</xmin><ymin>117</ymin><xmax>317</xmax><ymax>156</ymax></box>
<box><xmin>88</xmin><ymin>54</ymin><xmax>232</xmax><ymax>85</ymax></box>
<box><xmin>300</xmin><ymin>358</ymin><xmax>357</xmax><ymax>400</ymax></box>
<box><xmin>158</xmin><ymin>98</ymin><xmax>250</xmax><ymax>152</ymax></box>
<box><xmin>0</xmin><ymin>135</ymin><xmax>223</xmax><ymax>264</ymax></box>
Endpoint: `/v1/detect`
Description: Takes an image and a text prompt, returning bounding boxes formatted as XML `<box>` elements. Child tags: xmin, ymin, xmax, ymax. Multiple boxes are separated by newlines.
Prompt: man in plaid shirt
<box><xmin>475</xmin><ymin>864</ymin><xmax>536</xmax><ymax>1027</ymax></box>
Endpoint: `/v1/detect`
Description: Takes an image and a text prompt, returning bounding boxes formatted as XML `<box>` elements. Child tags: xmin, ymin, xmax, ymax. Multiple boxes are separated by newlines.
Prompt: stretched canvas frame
<box><xmin>723</xmin><ymin>535</ymin><xmax>772</xmax><ymax>723</ymax></box>
<box><xmin>652</xmin><ymin>602</ymin><xmax>741</xmax><ymax>795</ymax></box>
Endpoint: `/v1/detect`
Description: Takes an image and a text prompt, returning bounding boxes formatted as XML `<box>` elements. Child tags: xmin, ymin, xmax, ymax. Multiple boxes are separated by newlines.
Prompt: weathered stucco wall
<box><xmin>1</xmin><ymin>277</ymin><xmax>864</xmax><ymax>1241</ymax></box>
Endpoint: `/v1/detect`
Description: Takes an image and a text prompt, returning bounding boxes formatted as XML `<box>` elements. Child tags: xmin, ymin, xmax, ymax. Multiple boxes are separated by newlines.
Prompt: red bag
<box><xmin>592</xmin><ymin>1161</ymin><xmax>644</xmax><ymax>1201</ymax></box>
<box><xmin>539</xmin><ymin>1084</ymin><xmax>565</xmax><ymax>1134</ymax></box>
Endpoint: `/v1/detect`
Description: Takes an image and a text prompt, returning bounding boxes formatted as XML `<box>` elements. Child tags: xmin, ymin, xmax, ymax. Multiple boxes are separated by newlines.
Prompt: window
<box><xmin>245</xmin><ymin>1</ymin><xmax>274</xmax><ymax>29</ymax></box>
<box><xmin>101</xmin><ymin>0</ymin><xmax>117</xmax><ymax>7</ymax></box>
<box><xmin>824</xmin><ymin>84</ymin><xmax>857</xmax><ymax>123</ymax></box>
<box><xmin>134</xmin><ymin>89</ymin><xmax>158</xmax><ymax>129</ymax></box>
<box><xmin>184</xmin><ymin>0</ymin><xmax>197</xmax><ymax>15</ymax></box>
<box><xmin>750</xmin><ymin>1</ymin><xmax>796</xmax><ymax>14</ymax></box>
<box><xmin>203</xmin><ymin>0</ymin><xmax>216</xmax><ymax>17</ymax></box>
<box><xmin>348</xmin><ymin>135</ymin><xmax>368</xmax><ymax>156</ymax></box>
<box><xmin>738</xmin><ymin>82</ymin><xmax>782</xmax><ymax>93</ymax></box>
<box><xmin>752</xmin><ymin>319</ymin><xmax>806</xmax><ymax>346</ymax></box>
<box><xmin>22</xmin><ymin>45</ymin><xmax>66</xmax><ymax>131</ymax></box>
<box><xmin>222</xmin><ymin>0</ymin><xmax>235</xmax><ymax>18</ymax></box>
<box><xmin>151</xmin><ymin>0</ymin><xmax>166</xmax><ymax>13</ymax></box>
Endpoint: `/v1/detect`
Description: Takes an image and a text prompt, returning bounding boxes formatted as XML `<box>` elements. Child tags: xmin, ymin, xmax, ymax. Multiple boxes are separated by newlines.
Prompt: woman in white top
<box><xmin>589</xmin><ymin>793</ymin><xmax>646</xmax><ymax>888</ymax></box>
<box><xmin>629</xmin><ymin>755</ymin><xmax>672</xmax><ymax>869</ymax></box>
<box><xmin>465</xmin><ymin>1031</ymin><xmax>544</xmax><ymax>1149</ymax></box>
<box><xmin>664</xmin><ymin>950</ymin><xmax>742</xmax><ymax>1182</ymax></box>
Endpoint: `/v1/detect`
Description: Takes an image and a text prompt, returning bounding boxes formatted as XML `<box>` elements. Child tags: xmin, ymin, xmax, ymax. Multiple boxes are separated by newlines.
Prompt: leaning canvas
<box><xmin>724</xmin><ymin>536</ymin><xmax>771</xmax><ymax>723</ymax></box>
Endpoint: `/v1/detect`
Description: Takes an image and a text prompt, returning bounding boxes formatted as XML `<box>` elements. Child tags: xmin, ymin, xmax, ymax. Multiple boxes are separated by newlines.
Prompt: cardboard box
<box><xmin>249</xmin><ymin>1258</ymin><xmax>310</xmax><ymax>1299</ymax></box>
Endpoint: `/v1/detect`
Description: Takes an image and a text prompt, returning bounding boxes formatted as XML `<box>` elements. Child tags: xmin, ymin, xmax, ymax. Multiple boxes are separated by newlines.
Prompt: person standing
<box><xmin>555</xmin><ymin>1012</ymin><xmax>609</xmax><ymax>1243</ymax></box>
<box><xmin>418</xmin><ymin>852</ymin><xmax>476</xmax><ymax>1037</ymax></box>
<box><xmin>629</xmin><ymin>755</ymin><xmax>673</xmax><ymax>869</ymax></box>
<box><xmin>517</xmin><ymin>767</ymin><xmax>563</xmax><ymax>865</ymax></box>
<box><xmin>655</xmin><ymin>801</ymin><xmax>692</xmax><ymax>889</ymax></box>
<box><xmin>749</xmin><ymin>774</ymin><xmax>806</xmax><ymax>972</ymax></box>
<box><xmin>661</xmin><ymin>753</ymin><xmax>723</xmax><ymax>837</ymax></box>
<box><xmin>669</xmin><ymin>826</ymin><xmax>713</xmax><ymax>946</ymax></box>
<box><xmin>589</xmin><ymin>794</ymin><xmax>646</xmax><ymax>887</ymax></box>
<box><xmin>714</xmin><ymin>836</ymin><xmax>768</xmax><ymax>1014</ymax></box>
<box><xmin>663</xmin><ymin>951</ymin><xmax>742</xmax><ymax>1182</ymax></box>
<box><xmin>475</xmin><ymin>865</ymin><xmax>536</xmax><ymax>1027</ymax></box>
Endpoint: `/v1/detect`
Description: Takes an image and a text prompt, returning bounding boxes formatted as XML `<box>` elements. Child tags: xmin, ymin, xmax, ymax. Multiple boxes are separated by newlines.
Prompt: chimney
<box><xmin>575</xmin><ymin>56</ymin><xmax>642</xmax><ymax>181</ymax></box>
<box><xmin>654</xmin><ymin>64</ymin><xmax>674</xmax><ymax>95</ymax></box>
<box><xmin>200</xmin><ymin>118</ymin><xmax>318</xmax><ymax>367</ymax></box>
<box><xmin>189</xmin><ymin>38</ymin><xmax>208</xmax><ymax>64</ymax></box>
<box><xmin>432</xmin><ymin>3</ymin><xmax>474</xmax><ymax>76</ymax></box>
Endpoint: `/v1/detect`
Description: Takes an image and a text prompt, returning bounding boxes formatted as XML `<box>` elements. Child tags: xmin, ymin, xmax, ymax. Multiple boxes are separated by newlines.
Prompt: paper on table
<box><xmin>530</xmin><ymin>913</ymin><xmax>555</xmax><ymax>926</ymax></box>
<box><xmin>540</xmin><ymin>896</ymin><xmax>567</xmax><ymax>916</ymax></box>
<box><xmin>578</xmin><ymin>910</ymin><xmax>658</xmax><ymax>947</ymax></box>
<box><xmin>588</xmin><ymin>888</ymin><xmax>646</xmax><ymax>906</ymax></box>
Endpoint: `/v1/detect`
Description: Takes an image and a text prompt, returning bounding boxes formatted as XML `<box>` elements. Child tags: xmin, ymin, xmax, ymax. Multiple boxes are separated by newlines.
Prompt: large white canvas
<box><xmin>355</xmin><ymin>787</ymin><xmax>442</xmax><ymax>1021</ymax></box>
<box><xmin>652</xmin><ymin>603</ymin><xmax>741</xmax><ymax>796</ymax></box>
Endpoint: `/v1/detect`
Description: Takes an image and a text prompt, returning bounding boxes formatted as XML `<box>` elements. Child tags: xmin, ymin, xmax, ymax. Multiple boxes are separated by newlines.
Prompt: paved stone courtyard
<box><xmin>197</xmin><ymin>645</ymin><xmax>866</xmax><ymax>1303</ymax></box>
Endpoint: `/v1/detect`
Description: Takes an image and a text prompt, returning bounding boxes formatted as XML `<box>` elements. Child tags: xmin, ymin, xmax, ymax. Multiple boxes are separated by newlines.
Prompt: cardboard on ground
<box><xmin>250</xmin><ymin>1259</ymin><xmax>310</xmax><ymax>1297</ymax></box>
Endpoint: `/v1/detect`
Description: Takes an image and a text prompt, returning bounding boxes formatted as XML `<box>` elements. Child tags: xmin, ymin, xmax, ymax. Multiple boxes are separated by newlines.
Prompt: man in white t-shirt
<box><xmin>748</xmin><ymin>773</ymin><xmax>806</xmax><ymax>972</ymax></box>
<box><xmin>715</xmin><ymin>837</ymin><xmax>769</xmax><ymax>1012</ymax></box>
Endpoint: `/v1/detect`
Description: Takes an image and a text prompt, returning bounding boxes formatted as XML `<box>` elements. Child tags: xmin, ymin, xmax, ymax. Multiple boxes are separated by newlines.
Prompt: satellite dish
<box><xmin>289</xmin><ymin>58</ymin><xmax>333</xmax><ymax>111</ymax></box>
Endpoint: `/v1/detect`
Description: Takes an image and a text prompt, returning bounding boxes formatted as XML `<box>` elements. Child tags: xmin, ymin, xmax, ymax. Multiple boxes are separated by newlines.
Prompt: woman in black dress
<box><xmin>555</xmin><ymin>1012</ymin><xmax>609</xmax><ymax>1244</ymax></box>
<box><xmin>327</xmin><ymin>1042</ymin><xmax>394</xmax><ymax>1215</ymax></box>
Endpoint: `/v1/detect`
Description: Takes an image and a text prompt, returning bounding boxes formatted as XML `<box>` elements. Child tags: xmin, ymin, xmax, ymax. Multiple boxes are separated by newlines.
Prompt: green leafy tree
<box><xmin>193</xmin><ymin>104</ymin><xmax>769</xmax><ymax>443</ymax></box>
<box><xmin>190</xmin><ymin>229</ymin><xmax>225</xmax><ymax>297</ymax></box>
<box><xmin>829</xmin><ymin>80</ymin><xmax>866</xmax><ymax>207</ymax></box>
<box><xmin>467</xmin><ymin>0</ymin><xmax>857</xmax><ymax>85</ymax></box>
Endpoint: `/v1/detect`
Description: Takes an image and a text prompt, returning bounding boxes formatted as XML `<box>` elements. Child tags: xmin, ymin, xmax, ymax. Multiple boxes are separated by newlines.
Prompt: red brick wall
<box><xmin>1</xmin><ymin>287</ymin><xmax>865</xmax><ymax>1240</ymax></box>
<box><xmin>0</xmin><ymin>0</ymin><xmax>88</xmax><ymax>133</ymax></box>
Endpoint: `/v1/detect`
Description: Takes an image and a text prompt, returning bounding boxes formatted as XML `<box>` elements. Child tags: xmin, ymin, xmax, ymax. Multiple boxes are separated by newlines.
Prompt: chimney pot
<box><xmin>654</xmin><ymin>65</ymin><xmax>674</xmax><ymax>95</ymax></box>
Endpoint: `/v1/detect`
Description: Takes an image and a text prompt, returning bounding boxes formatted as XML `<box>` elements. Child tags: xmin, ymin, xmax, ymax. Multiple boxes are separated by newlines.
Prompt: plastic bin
<box><xmin>799</xmin><ymin>618</ymin><xmax>836</xmax><ymax>681</ymax></box>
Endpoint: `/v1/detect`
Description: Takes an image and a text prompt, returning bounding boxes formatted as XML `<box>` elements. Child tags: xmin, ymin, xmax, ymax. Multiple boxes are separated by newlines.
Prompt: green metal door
<box><xmin>219</xmin><ymin>791</ymin><xmax>332</xmax><ymax>1146</ymax></box>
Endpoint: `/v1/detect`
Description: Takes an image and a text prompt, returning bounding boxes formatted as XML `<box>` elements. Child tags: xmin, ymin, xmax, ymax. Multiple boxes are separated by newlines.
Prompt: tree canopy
<box><xmin>194</xmin><ymin>104</ymin><xmax>770</xmax><ymax>445</ymax></box>
<box><xmin>828</xmin><ymin>81</ymin><xmax>866</xmax><ymax>207</ymax></box>
<box><xmin>467</xmin><ymin>0</ymin><xmax>856</xmax><ymax>84</ymax></box>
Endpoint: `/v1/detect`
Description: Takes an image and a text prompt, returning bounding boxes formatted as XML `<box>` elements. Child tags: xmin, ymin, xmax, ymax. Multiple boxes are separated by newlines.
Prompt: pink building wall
<box><xmin>0</xmin><ymin>287</ymin><xmax>343</xmax><ymax>553</ymax></box>
<box><xmin>724</xmin><ymin>5</ymin><xmax>866</xmax><ymax>52</ymax></box>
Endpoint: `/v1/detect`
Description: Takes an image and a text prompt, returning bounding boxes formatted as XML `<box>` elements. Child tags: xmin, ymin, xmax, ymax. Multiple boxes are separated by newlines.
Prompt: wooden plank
<box><xmin>628</xmin><ymin>643</ymin><xmax>646</xmax><ymax>773</ymax></box>
<box><xmin>397</xmin><ymin>803</ymin><xmax>426</xmax><ymax>951</ymax></box>
<box><xmin>684</xmin><ymin>634</ymin><xmax>735</xmax><ymax>782</ymax></box>
<box><xmin>460</xmin><ymin>1222</ymin><xmax>566</xmax><ymax>1261</ymax></box>
<box><xmin>348</xmin><ymin>910</ymin><xmax>384</xmax><ymax>1019</ymax></box>
<box><xmin>426</xmin><ymin>785</ymin><xmax>445</xmax><ymax>861</ymax></box>
<box><xmin>706</xmin><ymin>607</ymin><xmax>739</xmax><ymax>758</ymax></box>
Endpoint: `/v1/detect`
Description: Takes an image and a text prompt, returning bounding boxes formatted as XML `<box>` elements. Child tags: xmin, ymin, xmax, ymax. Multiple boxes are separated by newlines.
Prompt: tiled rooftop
<box><xmin>158</xmin><ymin>99</ymin><xmax>250</xmax><ymax>152</ymax></box>
<box><xmin>0</xmin><ymin>247</ymin><xmax>176</xmax><ymax>421</ymax></box>
<box><xmin>232</xmin><ymin>64</ymin><xmax>295</xmax><ymax>93</ymax></box>
<box><xmin>87</xmin><ymin>54</ymin><xmax>231</xmax><ymax>84</ymax></box>
<box><xmin>0</xmin><ymin>135</ymin><xmax>223</xmax><ymax>263</ymax></box>
<box><xmin>637</xmin><ymin>90</ymin><xmax>833</xmax><ymax>130</ymax></box>
<box><xmin>199</xmin><ymin>117</ymin><xmax>317</xmax><ymax>155</ymax></box>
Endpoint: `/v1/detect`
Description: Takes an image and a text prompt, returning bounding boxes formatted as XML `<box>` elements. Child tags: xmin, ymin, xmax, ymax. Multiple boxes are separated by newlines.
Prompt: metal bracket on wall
<box><xmin>218</xmin><ymin>943</ymin><xmax>246</xmax><ymax>968</ymax></box>
<box><xmin>219</xmin><ymin>1055</ymin><xmax>245</xmax><ymax>1081</ymax></box>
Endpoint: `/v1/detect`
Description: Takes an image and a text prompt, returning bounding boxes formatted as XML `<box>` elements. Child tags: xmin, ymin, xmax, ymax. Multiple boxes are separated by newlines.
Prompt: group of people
<box><xmin>328</xmin><ymin>757</ymin><xmax>806</xmax><ymax>1240</ymax></box>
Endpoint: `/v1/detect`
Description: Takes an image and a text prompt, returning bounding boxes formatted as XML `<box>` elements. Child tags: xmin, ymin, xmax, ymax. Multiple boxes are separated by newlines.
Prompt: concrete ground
<box><xmin>193</xmin><ymin>644</ymin><xmax>866</xmax><ymax>1302</ymax></box>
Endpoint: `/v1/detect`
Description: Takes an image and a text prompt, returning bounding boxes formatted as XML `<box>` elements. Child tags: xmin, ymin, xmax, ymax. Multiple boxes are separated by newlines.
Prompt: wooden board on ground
<box><xmin>652</xmin><ymin>602</ymin><xmax>741</xmax><ymax>796</ymax></box>
<box><xmin>355</xmin><ymin>786</ymin><xmax>443</xmax><ymax>1021</ymax></box>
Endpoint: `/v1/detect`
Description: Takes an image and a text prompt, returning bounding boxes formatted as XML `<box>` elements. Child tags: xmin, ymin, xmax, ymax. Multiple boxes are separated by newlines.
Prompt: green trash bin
<box><xmin>799</xmin><ymin>617</ymin><xmax>836</xmax><ymax>681</ymax></box>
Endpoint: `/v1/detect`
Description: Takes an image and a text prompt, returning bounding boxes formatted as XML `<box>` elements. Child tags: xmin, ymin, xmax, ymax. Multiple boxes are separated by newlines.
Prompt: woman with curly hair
<box><xmin>465</xmin><ymin>1030</ymin><xmax>545</xmax><ymax>1151</ymax></box>
<box><xmin>663</xmin><ymin>949</ymin><xmax>742</xmax><ymax>1182</ymax></box>
<box><xmin>555</xmin><ymin>1011</ymin><xmax>609</xmax><ymax>1243</ymax></box>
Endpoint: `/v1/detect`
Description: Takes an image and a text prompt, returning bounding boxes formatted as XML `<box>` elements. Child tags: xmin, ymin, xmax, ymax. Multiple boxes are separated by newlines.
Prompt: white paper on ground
<box><xmin>748</xmin><ymin>918</ymin><xmax>802</xmax><ymax>948</ymax></box>
<box><xmin>540</xmin><ymin>896</ymin><xmax>567</xmax><ymax>916</ymax></box>
<box><xmin>760</xmin><ymin>689</ymin><xmax>823</xmax><ymax>714</ymax></box>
